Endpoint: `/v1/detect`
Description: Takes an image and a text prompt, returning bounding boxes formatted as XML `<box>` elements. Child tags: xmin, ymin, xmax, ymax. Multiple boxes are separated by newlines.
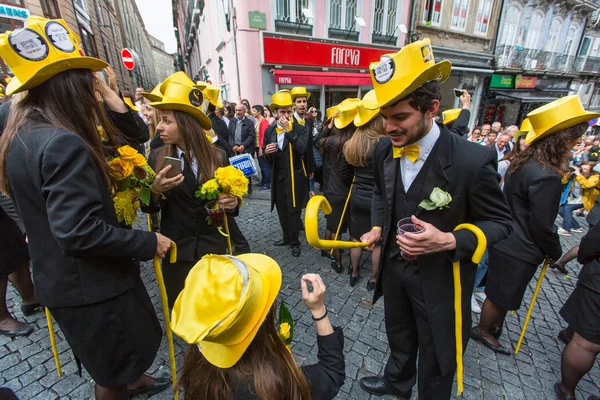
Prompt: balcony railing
<box><xmin>274</xmin><ymin>19</ymin><xmax>313</xmax><ymax>36</ymax></box>
<box><xmin>372</xmin><ymin>33</ymin><xmax>398</xmax><ymax>46</ymax></box>
<box><xmin>494</xmin><ymin>45</ymin><xmax>597</xmax><ymax>74</ymax></box>
<box><xmin>328</xmin><ymin>28</ymin><xmax>359</xmax><ymax>41</ymax></box>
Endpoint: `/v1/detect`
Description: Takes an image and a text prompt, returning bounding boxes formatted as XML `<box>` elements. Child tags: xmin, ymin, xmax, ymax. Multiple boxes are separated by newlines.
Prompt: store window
<box><xmin>422</xmin><ymin>0</ymin><xmax>442</xmax><ymax>27</ymax></box>
<box><xmin>450</xmin><ymin>0</ymin><xmax>469</xmax><ymax>31</ymax></box>
<box><xmin>40</xmin><ymin>0</ymin><xmax>61</xmax><ymax>19</ymax></box>
<box><xmin>544</xmin><ymin>18</ymin><xmax>562</xmax><ymax>52</ymax></box>
<box><xmin>473</xmin><ymin>0</ymin><xmax>492</xmax><ymax>36</ymax></box>
<box><xmin>498</xmin><ymin>5</ymin><xmax>520</xmax><ymax>46</ymax></box>
<box><xmin>329</xmin><ymin>0</ymin><xmax>358</xmax><ymax>30</ymax></box>
<box><xmin>524</xmin><ymin>11</ymin><xmax>543</xmax><ymax>50</ymax></box>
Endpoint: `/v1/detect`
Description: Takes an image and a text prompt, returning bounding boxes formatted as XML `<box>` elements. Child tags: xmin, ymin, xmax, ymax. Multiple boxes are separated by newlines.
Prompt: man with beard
<box><xmin>291</xmin><ymin>87</ymin><xmax>314</xmax><ymax>197</ymax></box>
<box><xmin>358</xmin><ymin>39</ymin><xmax>512</xmax><ymax>399</ymax></box>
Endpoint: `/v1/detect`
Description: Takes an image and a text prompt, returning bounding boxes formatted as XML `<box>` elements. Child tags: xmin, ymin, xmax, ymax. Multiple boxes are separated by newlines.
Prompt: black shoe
<box><xmin>492</xmin><ymin>326</ymin><xmax>503</xmax><ymax>339</ymax></box>
<box><xmin>0</xmin><ymin>323</ymin><xmax>34</xmax><ymax>338</ymax></box>
<box><xmin>350</xmin><ymin>274</ymin><xmax>360</xmax><ymax>287</ymax></box>
<box><xmin>558</xmin><ymin>328</ymin><xmax>573</xmax><ymax>345</ymax></box>
<box><xmin>554</xmin><ymin>382</ymin><xmax>575</xmax><ymax>400</ymax></box>
<box><xmin>331</xmin><ymin>261</ymin><xmax>342</xmax><ymax>274</ymax></box>
<box><xmin>127</xmin><ymin>377</ymin><xmax>171</xmax><ymax>398</ymax></box>
<box><xmin>292</xmin><ymin>245</ymin><xmax>301</xmax><ymax>257</ymax></box>
<box><xmin>367</xmin><ymin>280</ymin><xmax>377</xmax><ymax>291</ymax></box>
<box><xmin>348</xmin><ymin>264</ymin><xmax>352</xmax><ymax>275</ymax></box>
<box><xmin>550</xmin><ymin>263</ymin><xmax>568</xmax><ymax>274</ymax></box>
<box><xmin>470</xmin><ymin>327</ymin><xmax>511</xmax><ymax>355</ymax></box>
<box><xmin>21</xmin><ymin>303</ymin><xmax>43</xmax><ymax>316</ymax></box>
<box><xmin>359</xmin><ymin>376</ymin><xmax>410</xmax><ymax>398</ymax></box>
<box><xmin>320</xmin><ymin>250</ymin><xmax>335</xmax><ymax>260</ymax></box>
<box><xmin>274</xmin><ymin>239</ymin><xmax>289</xmax><ymax>246</ymax></box>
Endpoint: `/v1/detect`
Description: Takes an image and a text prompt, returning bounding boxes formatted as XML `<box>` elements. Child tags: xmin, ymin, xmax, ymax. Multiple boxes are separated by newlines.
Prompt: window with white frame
<box><xmin>564</xmin><ymin>24</ymin><xmax>579</xmax><ymax>56</ymax></box>
<box><xmin>330</xmin><ymin>0</ymin><xmax>358</xmax><ymax>30</ymax></box>
<box><xmin>450</xmin><ymin>0</ymin><xmax>469</xmax><ymax>31</ymax></box>
<box><xmin>524</xmin><ymin>11</ymin><xmax>543</xmax><ymax>49</ymax></box>
<box><xmin>423</xmin><ymin>0</ymin><xmax>442</xmax><ymax>26</ymax></box>
<box><xmin>499</xmin><ymin>5</ymin><xmax>520</xmax><ymax>46</ymax></box>
<box><xmin>73</xmin><ymin>0</ymin><xmax>88</xmax><ymax>13</ymax></box>
<box><xmin>544</xmin><ymin>18</ymin><xmax>562</xmax><ymax>52</ymax></box>
<box><xmin>277</xmin><ymin>0</ymin><xmax>312</xmax><ymax>23</ymax></box>
<box><xmin>580</xmin><ymin>36</ymin><xmax>592</xmax><ymax>57</ymax></box>
<box><xmin>474</xmin><ymin>0</ymin><xmax>493</xmax><ymax>35</ymax></box>
<box><xmin>372</xmin><ymin>0</ymin><xmax>399</xmax><ymax>36</ymax></box>
<box><xmin>591</xmin><ymin>88</ymin><xmax>600</xmax><ymax>108</ymax></box>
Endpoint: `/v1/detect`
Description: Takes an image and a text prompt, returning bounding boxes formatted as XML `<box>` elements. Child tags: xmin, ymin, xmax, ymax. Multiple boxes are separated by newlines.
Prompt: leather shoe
<box><xmin>366</xmin><ymin>280</ymin><xmax>377</xmax><ymax>291</ymax></box>
<box><xmin>320</xmin><ymin>250</ymin><xmax>335</xmax><ymax>260</ymax></box>
<box><xmin>350</xmin><ymin>274</ymin><xmax>360</xmax><ymax>287</ymax></box>
<box><xmin>273</xmin><ymin>239</ymin><xmax>289</xmax><ymax>246</ymax></box>
<box><xmin>291</xmin><ymin>245</ymin><xmax>301</xmax><ymax>257</ymax></box>
<box><xmin>470</xmin><ymin>327</ymin><xmax>511</xmax><ymax>355</ymax></box>
<box><xmin>550</xmin><ymin>263</ymin><xmax>568</xmax><ymax>274</ymax></box>
<box><xmin>127</xmin><ymin>377</ymin><xmax>170</xmax><ymax>397</ymax></box>
<box><xmin>331</xmin><ymin>261</ymin><xmax>342</xmax><ymax>274</ymax></box>
<box><xmin>554</xmin><ymin>382</ymin><xmax>575</xmax><ymax>400</ymax></box>
<box><xmin>0</xmin><ymin>323</ymin><xmax>34</xmax><ymax>338</ymax></box>
<box><xmin>359</xmin><ymin>376</ymin><xmax>410</xmax><ymax>398</ymax></box>
<box><xmin>21</xmin><ymin>303</ymin><xmax>42</xmax><ymax>316</ymax></box>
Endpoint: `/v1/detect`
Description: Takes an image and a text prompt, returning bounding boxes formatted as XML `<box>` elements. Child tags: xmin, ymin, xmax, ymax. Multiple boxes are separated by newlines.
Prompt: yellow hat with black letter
<box><xmin>525</xmin><ymin>95</ymin><xmax>600</xmax><ymax>144</ymax></box>
<box><xmin>270</xmin><ymin>89</ymin><xmax>293</xmax><ymax>111</ymax></box>
<box><xmin>442</xmin><ymin>109</ymin><xmax>461</xmax><ymax>126</ymax></box>
<box><xmin>171</xmin><ymin>254</ymin><xmax>282</xmax><ymax>368</ymax></box>
<box><xmin>0</xmin><ymin>16</ymin><xmax>108</xmax><ymax>95</ymax></box>
<box><xmin>141</xmin><ymin>83</ymin><xmax>163</xmax><ymax>102</ymax></box>
<box><xmin>150</xmin><ymin>80</ymin><xmax>212</xmax><ymax>130</ymax></box>
<box><xmin>354</xmin><ymin>101</ymin><xmax>379</xmax><ymax>127</ymax></box>
<box><xmin>334</xmin><ymin>98</ymin><xmax>360</xmax><ymax>129</ymax></box>
<box><xmin>362</xmin><ymin>38</ymin><xmax>451</xmax><ymax>110</ymax></box>
<box><xmin>291</xmin><ymin>86</ymin><xmax>310</xmax><ymax>100</ymax></box>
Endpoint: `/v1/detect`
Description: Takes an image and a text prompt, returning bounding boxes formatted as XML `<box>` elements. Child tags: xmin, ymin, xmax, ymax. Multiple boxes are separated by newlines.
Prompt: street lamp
<box><xmin>387</xmin><ymin>23</ymin><xmax>408</xmax><ymax>45</ymax></box>
<box><xmin>345</xmin><ymin>16</ymin><xmax>366</xmax><ymax>40</ymax></box>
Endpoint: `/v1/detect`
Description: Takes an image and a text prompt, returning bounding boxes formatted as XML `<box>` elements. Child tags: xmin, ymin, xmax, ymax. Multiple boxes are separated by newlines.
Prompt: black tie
<box><xmin>181</xmin><ymin>153</ymin><xmax>197</xmax><ymax>193</ymax></box>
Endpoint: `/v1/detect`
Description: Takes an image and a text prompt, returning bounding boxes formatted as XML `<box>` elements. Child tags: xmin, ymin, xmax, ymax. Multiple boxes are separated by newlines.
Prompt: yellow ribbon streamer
<box><xmin>452</xmin><ymin>224</ymin><xmax>487</xmax><ymax>396</ymax></box>
<box><xmin>289</xmin><ymin>144</ymin><xmax>296</xmax><ymax>208</ymax></box>
<box><xmin>330</xmin><ymin>177</ymin><xmax>355</xmax><ymax>255</ymax></box>
<box><xmin>515</xmin><ymin>256</ymin><xmax>551</xmax><ymax>354</ymax></box>
<box><xmin>392</xmin><ymin>144</ymin><xmax>420</xmax><ymax>162</ymax></box>
<box><xmin>45</xmin><ymin>308</ymin><xmax>62</xmax><ymax>377</ymax></box>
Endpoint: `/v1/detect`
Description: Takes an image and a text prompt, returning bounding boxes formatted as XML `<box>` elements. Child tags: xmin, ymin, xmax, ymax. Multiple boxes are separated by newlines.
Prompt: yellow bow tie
<box><xmin>297</xmin><ymin>119</ymin><xmax>305</xmax><ymax>126</ymax></box>
<box><xmin>276</xmin><ymin>120</ymin><xmax>293</xmax><ymax>135</ymax></box>
<box><xmin>392</xmin><ymin>145</ymin><xmax>420</xmax><ymax>162</ymax></box>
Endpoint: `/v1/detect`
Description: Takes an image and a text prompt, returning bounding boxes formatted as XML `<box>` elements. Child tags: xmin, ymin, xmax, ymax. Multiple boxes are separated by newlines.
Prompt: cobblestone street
<box><xmin>1</xmin><ymin>195</ymin><xmax>599</xmax><ymax>399</ymax></box>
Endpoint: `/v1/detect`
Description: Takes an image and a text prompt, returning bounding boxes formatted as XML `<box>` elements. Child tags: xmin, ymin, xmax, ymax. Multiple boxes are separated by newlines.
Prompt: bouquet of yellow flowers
<box><xmin>196</xmin><ymin>165</ymin><xmax>249</xmax><ymax>201</ymax></box>
<box><xmin>277</xmin><ymin>302</ymin><xmax>294</xmax><ymax>351</ymax></box>
<box><xmin>108</xmin><ymin>145</ymin><xmax>156</xmax><ymax>225</ymax></box>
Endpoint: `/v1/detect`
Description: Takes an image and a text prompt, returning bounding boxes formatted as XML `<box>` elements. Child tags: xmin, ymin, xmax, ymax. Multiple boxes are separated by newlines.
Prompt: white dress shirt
<box><xmin>495</xmin><ymin>144</ymin><xmax>507</xmax><ymax>160</ymax></box>
<box><xmin>276</xmin><ymin>125</ymin><xmax>286</xmax><ymax>150</ymax></box>
<box><xmin>400</xmin><ymin>122</ymin><xmax>440</xmax><ymax>192</ymax></box>
<box><xmin>177</xmin><ymin>147</ymin><xmax>198</xmax><ymax>178</ymax></box>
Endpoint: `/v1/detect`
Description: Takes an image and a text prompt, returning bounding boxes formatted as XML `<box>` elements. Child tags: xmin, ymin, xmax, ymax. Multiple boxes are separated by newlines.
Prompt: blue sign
<box><xmin>0</xmin><ymin>5</ymin><xmax>29</xmax><ymax>20</ymax></box>
<box><xmin>229</xmin><ymin>154</ymin><xmax>257</xmax><ymax>177</ymax></box>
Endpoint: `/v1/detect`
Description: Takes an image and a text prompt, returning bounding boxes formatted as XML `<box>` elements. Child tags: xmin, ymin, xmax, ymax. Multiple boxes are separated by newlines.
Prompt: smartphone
<box><xmin>164</xmin><ymin>156</ymin><xmax>182</xmax><ymax>178</ymax></box>
<box><xmin>454</xmin><ymin>89</ymin><xmax>463</xmax><ymax>97</ymax></box>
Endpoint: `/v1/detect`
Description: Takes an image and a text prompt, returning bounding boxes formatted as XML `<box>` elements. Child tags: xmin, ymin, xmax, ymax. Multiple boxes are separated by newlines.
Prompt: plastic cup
<box><xmin>396</xmin><ymin>217</ymin><xmax>425</xmax><ymax>260</ymax></box>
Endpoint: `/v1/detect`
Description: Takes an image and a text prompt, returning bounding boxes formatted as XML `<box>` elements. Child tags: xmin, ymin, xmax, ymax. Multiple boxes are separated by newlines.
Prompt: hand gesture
<box><xmin>396</xmin><ymin>215</ymin><xmax>456</xmax><ymax>256</ymax></box>
<box><xmin>460</xmin><ymin>90</ymin><xmax>471</xmax><ymax>109</ymax></box>
<box><xmin>301</xmin><ymin>274</ymin><xmax>327</xmax><ymax>318</ymax></box>
<box><xmin>360</xmin><ymin>228</ymin><xmax>382</xmax><ymax>251</ymax></box>
<box><xmin>151</xmin><ymin>165</ymin><xmax>184</xmax><ymax>193</ymax></box>
<box><xmin>217</xmin><ymin>193</ymin><xmax>239</xmax><ymax>210</ymax></box>
<box><xmin>155</xmin><ymin>233</ymin><xmax>172</xmax><ymax>258</ymax></box>
<box><xmin>265</xmin><ymin>143</ymin><xmax>278</xmax><ymax>155</ymax></box>
<box><xmin>104</xmin><ymin>66</ymin><xmax>119</xmax><ymax>95</ymax></box>
<box><xmin>278</xmin><ymin>115</ymin><xmax>289</xmax><ymax>130</ymax></box>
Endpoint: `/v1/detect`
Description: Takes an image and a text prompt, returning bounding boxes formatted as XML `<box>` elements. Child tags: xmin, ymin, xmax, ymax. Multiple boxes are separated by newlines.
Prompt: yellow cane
<box><xmin>452</xmin><ymin>224</ymin><xmax>487</xmax><ymax>395</ymax></box>
<box><xmin>147</xmin><ymin>214</ymin><xmax>152</xmax><ymax>232</ymax></box>
<box><xmin>153</xmin><ymin>243</ymin><xmax>179</xmax><ymax>400</ymax></box>
<box><xmin>305</xmin><ymin>195</ymin><xmax>368</xmax><ymax>249</ymax></box>
<box><xmin>514</xmin><ymin>256</ymin><xmax>551</xmax><ymax>355</ymax></box>
<box><xmin>223</xmin><ymin>215</ymin><xmax>233</xmax><ymax>255</ymax></box>
<box><xmin>45</xmin><ymin>308</ymin><xmax>62</xmax><ymax>377</ymax></box>
<box><xmin>330</xmin><ymin>177</ymin><xmax>355</xmax><ymax>255</ymax></box>
<box><xmin>289</xmin><ymin>145</ymin><xmax>296</xmax><ymax>208</ymax></box>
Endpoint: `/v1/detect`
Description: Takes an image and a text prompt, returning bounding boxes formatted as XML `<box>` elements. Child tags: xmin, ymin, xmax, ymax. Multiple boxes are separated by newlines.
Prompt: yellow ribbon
<box><xmin>45</xmin><ymin>308</ymin><xmax>62</xmax><ymax>377</ymax></box>
<box><xmin>392</xmin><ymin>144</ymin><xmax>420</xmax><ymax>162</ymax></box>
<box><xmin>276</xmin><ymin>120</ymin><xmax>294</xmax><ymax>134</ymax></box>
<box><xmin>297</xmin><ymin>119</ymin><xmax>305</xmax><ymax>126</ymax></box>
<box><xmin>290</xmin><ymin>144</ymin><xmax>296</xmax><ymax>208</ymax></box>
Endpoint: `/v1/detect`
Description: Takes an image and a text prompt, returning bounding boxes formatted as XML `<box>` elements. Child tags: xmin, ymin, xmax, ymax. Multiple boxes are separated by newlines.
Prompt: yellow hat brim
<box><xmin>270</xmin><ymin>102</ymin><xmax>292</xmax><ymax>111</ymax></box>
<box><xmin>362</xmin><ymin>60</ymin><xmax>451</xmax><ymax>110</ymax></box>
<box><xmin>151</xmin><ymin>101</ymin><xmax>212</xmax><ymax>131</ymax></box>
<box><xmin>354</xmin><ymin>107</ymin><xmax>379</xmax><ymax>127</ymax></box>
<box><xmin>525</xmin><ymin>112</ymin><xmax>600</xmax><ymax>145</ymax></box>
<box><xmin>6</xmin><ymin>56</ymin><xmax>108</xmax><ymax>96</ymax></box>
<box><xmin>292</xmin><ymin>92</ymin><xmax>310</xmax><ymax>100</ymax></box>
<box><xmin>141</xmin><ymin>92</ymin><xmax>162</xmax><ymax>102</ymax></box>
<box><xmin>198</xmin><ymin>254</ymin><xmax>282</xmax><ymax>368</ymax></box>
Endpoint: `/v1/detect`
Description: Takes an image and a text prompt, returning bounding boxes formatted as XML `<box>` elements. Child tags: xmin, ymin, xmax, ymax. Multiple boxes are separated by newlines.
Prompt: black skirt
<box><xmin>561</xmin><ymin>285</ymin><xmax>600</xmax><ymax>345</ymax></box>
<box><xmin>485</xmin><ymin>247</ymin><xmax>539</xmax><ymax>311</ymax></box>
<box><xmin>48</xmin><ymin>277</ymin><xmax>161</xmax><ymax>387</ymax></box>
<box><xmin>325</xmin><ymin>194</ymin><xmax>349</xmax><ymax>233</ymax></box>
<box><xmin>350</xmin><ymin>195</ymin><xmax>371</xmax><ymax>239</ymax></box>
<box><xmin>0</xmin><ymin>208</ymin><xmax>29</xmax><ymax>280</ymax></box>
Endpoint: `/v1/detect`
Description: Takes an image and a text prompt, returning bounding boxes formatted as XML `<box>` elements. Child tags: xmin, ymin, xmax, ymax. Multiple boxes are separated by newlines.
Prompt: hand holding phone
<box><xmin>164</xmin><ymin>156</ymin><xmax>182</xmax><ymax>178</ymax></box>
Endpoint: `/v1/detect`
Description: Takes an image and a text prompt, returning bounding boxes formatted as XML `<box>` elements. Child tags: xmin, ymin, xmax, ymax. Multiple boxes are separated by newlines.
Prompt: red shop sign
<box><xmin>263</xmin><ymin>36</ymin><xmax>394</xmax><ymax>69</ymax></box>
<box><xmin>515</xmin><ymin>74</ymin><xmax>537</xmax><ymax>89</ymax></box>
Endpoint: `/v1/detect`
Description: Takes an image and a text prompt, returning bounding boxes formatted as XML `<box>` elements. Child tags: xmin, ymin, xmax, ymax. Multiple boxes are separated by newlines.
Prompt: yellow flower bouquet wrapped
<box><xmin>196</xmin><ymin>166</ymin><xmax>248</xmax><ymax>227</ymax></box>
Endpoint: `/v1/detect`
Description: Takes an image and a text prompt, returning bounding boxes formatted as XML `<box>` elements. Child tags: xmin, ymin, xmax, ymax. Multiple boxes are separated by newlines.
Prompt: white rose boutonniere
<box><xmin>419</xmin><ymin>187</ymin><xmax>452</xmax><ymax>211</ymax></box>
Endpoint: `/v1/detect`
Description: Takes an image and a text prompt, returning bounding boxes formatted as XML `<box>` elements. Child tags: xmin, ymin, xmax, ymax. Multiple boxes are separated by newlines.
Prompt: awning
<box><xmin>273</xmin><ymin>70</ymin><xmax>372</xmax><ymax>86</ymax></box>
<box><xmin>492</xmin><ymin>90</ymin><xmax>561</xmax><ymax>103</ymax></box>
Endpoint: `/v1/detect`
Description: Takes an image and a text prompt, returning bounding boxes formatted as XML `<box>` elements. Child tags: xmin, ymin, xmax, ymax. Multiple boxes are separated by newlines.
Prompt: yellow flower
<box><xmin>117</xmin><ymin>145</ymin><xmax>139</xmax><ymax>161</ymax></box>
<box><xmin>113</xmin><ymin>189</ymin><xmax>138</xmax><ymax>225</ymax></box>
<box><xmin>215</xmin><ymin>166</ymin><xmax>248</xmax><ymax>198</ymax></box>
<box><xmin>132</xmin><ymin>153</ymin><xmax>147</xmax><ymax>167</ymax></box>
<box><xmin>279</xmin><ymin>322</ymin><xmax>291</xmax><ymax>341</ymax></box>
<box><xmin>108</xmin><ymin>158</ymin><xmax>134</xmax><ymax>180</ymax></box>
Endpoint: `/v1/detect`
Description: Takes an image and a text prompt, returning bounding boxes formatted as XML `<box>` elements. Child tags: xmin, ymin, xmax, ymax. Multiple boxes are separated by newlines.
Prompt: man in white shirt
<box><xmin>494</xmin><ymin>133</ymin><xmax>511</xmax><ymax>160</ymax></box>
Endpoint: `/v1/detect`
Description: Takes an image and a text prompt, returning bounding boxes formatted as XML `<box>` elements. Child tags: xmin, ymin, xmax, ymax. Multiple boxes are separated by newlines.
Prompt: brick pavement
<box><xmin>1</xmin><ymin>198</ymin><xmax>599</xmax><ymax>399</ymax></box>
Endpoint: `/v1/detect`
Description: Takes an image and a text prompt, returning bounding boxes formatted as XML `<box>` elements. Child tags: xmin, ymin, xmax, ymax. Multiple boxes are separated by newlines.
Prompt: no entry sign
<box><xmin>121</xmin><ymin>48</ymin><xmax>135</xmax><ymax>70</ymax></box>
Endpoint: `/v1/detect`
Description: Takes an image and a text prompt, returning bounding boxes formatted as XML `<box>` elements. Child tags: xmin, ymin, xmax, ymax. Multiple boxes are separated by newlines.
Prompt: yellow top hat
<box><xmin>159</xmin><ymin>71</ymin><xmax>199</xmax><ymax>94</ymax></box>
<box><xmin>525</xmin><ymin>95</ymin><xmax>600</xmax><ymax>145</ymax></box>
<box><xmin>442</xmin><ymin>109</ymin><xmax>461</xmax><ymax>126</ymax></box>
<box><xmin>171</xmin><ymin>254</ymin><xmax>282</xmax><ymax>368</ymax></box>
<box><xmin>123</xmin><ymin>97</ymin><xmax>140</xmax><ymax>112</ymax></box>
<box><xmin>197</xmin><ymin>81</ymin><xmax>224</xmax><ymax>108</ymax></box>
<box><xmin>141</xmin><ymin>83</ymin><xmax>163</xmax><ymax>102</ymax></box>
<box><xmin>150</xmin><ymin>81</ymin><xmax>212</xmax><ymax>130</ymax></box>
<box><xmin>326</xmin><ymin>105</ymin><xmax>338</xmax><ymax>120</ymax></box>
<box><xmin>0</xmin><ymin>16</ymin><xmax>108</xmax><ymax>96</ymax></box>
<box><xmin>362</xmin><ymin>38</ymin><xmax>451</xmax><ymax>110</ymax></box>
<box><xmin>270</xmin><ymin>89</ymin><xmax>293</xmax><ymax>111</ymax></box>
<box><xmin>291</xmin><ymin>86</ymin><xmax>310</xmax><ymax>100</ymax></box>
<box><xmin>513</xmin><ymin>118</ymin><xmax>533</xmax><ymax>142</ymax></box>
<box><xmin>334</xmin><ymin>98</ymin><xmax>360</xmax><ymax>129</ymax></box>
<box><xmin>354</xmin><ymin>101</ymin><xmax>380</xmax><ymax>127</ymax></box>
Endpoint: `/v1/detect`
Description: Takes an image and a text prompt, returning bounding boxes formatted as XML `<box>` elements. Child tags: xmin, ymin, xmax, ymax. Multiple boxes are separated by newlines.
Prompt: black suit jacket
<box><xmin>493</xmin><ymin>160</ymin><xmax>563</xmax><ymax>263</ymax></box>
<box><xmin>371</xmin><ymin>123</ymin><xmax>512</xmax><ymax>375</ymax></box>
<box><xmin>6</xmin><ymin>123</ymin><xmax>157</xmax><ymax>308</ymax></box>
<box><xmin>587</xmin><ymin>199</ymin><xmax>600</xmax><ymax>227</ymax></box>
<box><xmin>448</xmin><ymin>109</ymin><xmax>470</xmax><ymax>137</ymax></box>
<box><xmin>228</xmin><ymin>117</ymin><xmax>255</xmax><ymax>154</ymax></box>
<box><xmin>209</xmin><ymin>113</ymin><xmax>233</xmax><ymax>157</ymax></box>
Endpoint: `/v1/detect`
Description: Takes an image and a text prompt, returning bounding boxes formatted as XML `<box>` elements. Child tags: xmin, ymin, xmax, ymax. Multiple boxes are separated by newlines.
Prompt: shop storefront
<box><xmin>0</xmin><ymin>1</ymin><xmax>30</xmax><ymax>77</ymax></box>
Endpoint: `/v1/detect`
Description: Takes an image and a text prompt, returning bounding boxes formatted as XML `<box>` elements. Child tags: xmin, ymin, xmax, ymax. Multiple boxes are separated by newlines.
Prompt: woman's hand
<box><xmin>217</xmin><ymin>193</ymin><xmax>238</xmax><ymax>210</ymax></box>
<box><xmin>104</xmin><ymin>66</ymin><xmax>119</xmax><ymax>96</ymax></box>
<box><xmin>94</xmin><ymin>72</ymin><xmax>127</xmax><ymax>113</ymax></box>
<box><xmin>301</xmin><ymin>274</ymin><xmax>327</xmax><ymax>318</ymax></box>
<box><xmin>151</xmin><ymin>165</ymin><xmax>184</xmax><ymax>193</ymax></box>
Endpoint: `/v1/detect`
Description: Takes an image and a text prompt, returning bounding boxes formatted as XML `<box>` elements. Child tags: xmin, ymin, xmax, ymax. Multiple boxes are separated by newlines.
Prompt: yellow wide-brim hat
<box><xmin>160</xmin><ymin>71</ymin><xmax>200</xmax><ymax>93</ymax></box>
<box><xmin>354</xmin><ymin>101</ymin><xmax>379</xmax><ymax>127</ymax></box>
<box><xmin>334</xmin><ymin>98</ymin><xmax>360</xmax><ymax>129</ymax></box>
<box><xmin>123</xmin><ymin>97</ymin><xmax>140</xmax><ymax>112</ymax></box>
<box><xmin>514</xmin><ymin>118</ymin><xmax>533</xmax><ymax>142</ymax></box>
<box><xmin>326</xmin><ymin>105</ymin><xmax>338</xmax><ymax>120</ymax></box>
<box><xmin>197</xmin><ymin>81</ymin><xmax>224</xmax><ymax>108</ymax></box>
<box><xmin>442</xmin><ymin>108</ymin><xmax>461</xmax><ymax>126</ymax></box>
<box><xmin>150</xmin><ymin>81</ymin><xmax>212</xmax><ymax>130</ymax></box>
<box><xmin>525</xmin><ymin>95</ymin><xmax>600</xmax><ymax>145</ymax></box>
<box><xmin>171</xmin><ymin>254</ymin><xmax>282</xmax><ymax>368</ymax></box>
<box><xmin>0</xmin><ymin>16</ymin><xmax>108</xmax><ymax>95</ymax></box>
<box><xmin>291</xmin><ymin>86</ymin><xmax>310</xmax><ymax>100</ymax></box>
<box><xmin>270</xmin><ymin>89</ymin><xmax>293</xmax><ymax>111</ymax></box>
<box><xmin>363</xmin><ymin>38</ymin><xmax>451</xmax><ymax>110</ymax></box>
<box><xmin>141</xmin><ymin>83</ymin><xmax>163</xmax><ymax>102</ymax></box>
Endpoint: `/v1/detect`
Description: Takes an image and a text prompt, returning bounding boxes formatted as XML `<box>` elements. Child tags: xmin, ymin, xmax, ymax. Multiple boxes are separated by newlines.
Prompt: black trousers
<box><xmin>382</xmin><ymin>257</ymin><xmax>454</xmax><ymax>399</ymax></box>
<box><xmin>274</xmin><ymin>176</ymin><xmax>301</xmax><ymax>245</ymax></box>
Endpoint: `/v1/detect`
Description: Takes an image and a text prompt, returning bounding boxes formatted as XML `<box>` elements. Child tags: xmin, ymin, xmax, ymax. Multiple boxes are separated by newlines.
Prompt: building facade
<box><xmin>150</xmin><ymin>34</ymin><xmax>176</xmax><ymax>83</ymax></box>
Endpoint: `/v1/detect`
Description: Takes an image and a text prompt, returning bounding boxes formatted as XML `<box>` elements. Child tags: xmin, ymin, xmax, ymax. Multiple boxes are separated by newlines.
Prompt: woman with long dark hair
<box><xmin>472</xmin><ymin>96</ymin><xmax>599</xmax><ymax>355</ymax></box>
<box><xmin>0</xmin><ymin>17</ymin><xmax>172</xmax><ymax>399</ymax></box>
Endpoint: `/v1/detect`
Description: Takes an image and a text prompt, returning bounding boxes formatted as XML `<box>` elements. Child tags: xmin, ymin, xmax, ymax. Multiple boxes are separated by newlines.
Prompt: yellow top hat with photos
<box><xmin>354</xmin><ymin>101</ymin><xmax>380</xmax><ymax>127</ymax></box>
<box><xmin>442</xmin><ymin>109</ymin><xmax>461</xmax><ymax>126</ymax></box>
<box><xmin>171</xmin><ymin>254</ymin><xmax>282</xmax><ymax>368</ymax></box>
<box><xmin>0</xmin><ymin>16</ymin><xmax>108</xmax><ymax>95</ymax></box>
<box><xmin>291</xmin><ymin>86</ymin><xmax>310</xmax><ymax>100</ymax></box>
<box><xmin>326</xmin><ymin>105</ymin><xmax>338</xmax><ymax>120</ymax></box>
<box><xmin>141</xmin><ymin>83</ymin><xmax>163</xmax><ymax>102</ymax></box>
<box><xmin>197</xmin><ymin>81</ymin><xmax>224</xmax><ymax>108</ymax></box>
<box><xmin>334</xmin><ymin>98</ymin><xmax>360</xmax><ymax>129</ymax></box>
<box><xmin>150</xmin><ymin>80</ymin><xmax>212</xmax><ymax>130</ymax></box>
<box><xmin>525</xmin><ymin>95</ymin><xmax>600</xmax><ymax>144</ymax></box>
<box><xmin>270</xmin><ymin>89</ymin><xmax>293</xmax><ymax>111</ymax></box>
<box><xmin>362</xmin><ymin>38</ymin><xmax>451</xmax><ymax>110</ymax></box>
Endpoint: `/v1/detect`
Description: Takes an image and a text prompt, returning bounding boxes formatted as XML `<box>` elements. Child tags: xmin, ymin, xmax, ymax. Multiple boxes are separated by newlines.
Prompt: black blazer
<box><xmin>209</xmin><ymin>113</ymin><xmax>233</xmax><ymax>157</ymax></box>
<box><xmin>448</xmin><ymin>109</ymin><xmax>470</xmax><ymax>137</ymax></box>
<box><xmin>493</xmin><ymin>160</ymin><xmax>563</xmax><ymax>263</ymax></box>
<box><xmin>587</xmin><ymin>199</ymin><xmax>600</xmax><ymax>227</ymax></box>
<box><xmin>371</xmin><ymin>123</ymin><xmax>512</xmax><ymax>375</ymax></box>
<box><xmin>6</xmin><ymin>123</ymin><xmax>157</xmax><ymax>308</ymax></box>
<box><xmin>228</xmin><ymin>117</ymin><xmax>255</xmax><ymax>154</ymax></box>
<box><xmin>578</xmin><ymin>222</ymin><xmax>600</xmax><ymax>293</ymax></box>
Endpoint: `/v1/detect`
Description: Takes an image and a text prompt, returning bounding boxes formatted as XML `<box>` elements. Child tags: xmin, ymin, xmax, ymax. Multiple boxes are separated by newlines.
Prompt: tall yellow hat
<box><xmin>123</xmin><ymin>97</ymin><xmax>140</xmax><ymax>112</ymax></box>
<box><xmin>525</xmin><ymin>95</ymin><xmax>600</xmax><ymax>144</ymax></box>
<box><xmin>140</xmin><ymin>83</ymin><xmax>163</xmax><ymax>102</ymax></box>
<box><xmin>354</xmin><ymin>101</ymin><xmax>380</xmax><ymax>127</ymax></box>
<box><xmin>326</xmin><ymin>105</ymin><xmax>338</xmax><ymax>120</ymax></box>
<box><xmin>291</xmin><ymin>86</ymin><xmax>310</xmax><ymax>100</ymax></box>
<box><xmin>197</xmin><ymin>81</ymin><xmax>224</xmax><ymax>108</ymax></box>
<box><xmin>0</xmin><ymin>16</ymin><xmax>108</xmax><ymax>95</ymax></box>
<box><xmin>159</xmin><ymin>71</ymin><xmax>199</xmax><ymax>93</ymax></box>
<box><xmin>270</xmin><ymin>89</ymin><xmax>293</xmax><ymax>111</ymax></box>
<box><xmin>442</xmin><ymin>109</ymin><xmax>461</xmax><ymax>126</ymax></box>
<box><xmin>150</xmin><ymin>81</ymin><xmax>212</xmax><ymax>130</ymax></box>
<box><xmin>513</xmin><ymin>118</ymin><xmax>533</xmax><ymax>142</ymax></box>
<box><xmin>363</xmin><ymin>38</ymin><xmax>451</xmax><ymax>110</ymax></box>
<box><xmin>334</xmin><ymin>98</ymin><xmax>360</xmax><ymax>129</ymax></box>
<box><xmin>171</xmin><ymin>254</ymin><xmax>282</xmax><ymax>368</ymax></box>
